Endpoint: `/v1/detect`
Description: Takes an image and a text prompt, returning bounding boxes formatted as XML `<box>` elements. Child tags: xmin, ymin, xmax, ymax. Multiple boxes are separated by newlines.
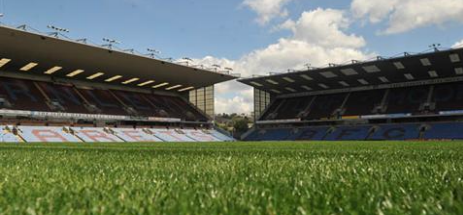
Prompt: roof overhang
<box><xmin>0</xmin><ymin>25</ymin><xmax>237</xmax><ymax>92</ymax></box>
<box><xmin>239</xmin><ymin>47</ymin><xmax>463</xmax><ymax>94</ymax></box>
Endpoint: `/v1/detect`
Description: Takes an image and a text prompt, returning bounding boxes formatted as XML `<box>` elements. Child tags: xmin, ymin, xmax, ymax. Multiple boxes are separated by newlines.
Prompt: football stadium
<box><xmin>1</xmin><ymin>4</ymin><xmax>463</xmax><ymax>214</ymax></box>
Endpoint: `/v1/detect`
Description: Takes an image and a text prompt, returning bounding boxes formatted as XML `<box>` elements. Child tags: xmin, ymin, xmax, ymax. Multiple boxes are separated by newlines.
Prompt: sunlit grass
<box><xmin>0</xmin><ymin>141</ymin><xmax>462</xmax><ymax>214</ymax></box>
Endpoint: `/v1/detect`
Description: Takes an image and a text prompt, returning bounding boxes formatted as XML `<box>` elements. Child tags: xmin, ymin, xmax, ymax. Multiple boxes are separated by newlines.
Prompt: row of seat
<box><xmin>262</xmin><ymin>82</ymin><xmax>463</xmax><ymax>121</ymax></box>
<box><xmin>0</xmin><ymin>126</ymin><xmax>234</xmax><ymax>143</ymax></box>
<box><xmin>245</xmin><ymin>122</ymin><xmax>463</xmax><ymax>141</ymax></box>
<box><xmin>0</xmin><ymin>77</ymin><xmax>207</xmax><ymax>121</ymax></box>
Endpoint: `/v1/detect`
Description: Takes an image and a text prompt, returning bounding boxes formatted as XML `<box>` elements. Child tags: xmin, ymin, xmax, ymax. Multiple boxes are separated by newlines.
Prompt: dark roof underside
<box><xmin>239</xmin><ymin>47</ymin><xmax>463</xmax><ymax>94</ymax></box>
<box><xmin>0</xmin><ymin>26</ymin><xmax>236</xmax><ymax>91</ymax></box>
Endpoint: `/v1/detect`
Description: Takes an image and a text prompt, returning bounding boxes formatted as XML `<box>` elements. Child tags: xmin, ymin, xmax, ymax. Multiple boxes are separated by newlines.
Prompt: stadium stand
<box><xmin>0</xmin><ymin>25</ymin><xmax>236</xmax><ymax>143</ymax></box>
<box><xmin>240</xmin><ymin>45</ymin><xmax>463</xmax><ymax>141</ymax></box>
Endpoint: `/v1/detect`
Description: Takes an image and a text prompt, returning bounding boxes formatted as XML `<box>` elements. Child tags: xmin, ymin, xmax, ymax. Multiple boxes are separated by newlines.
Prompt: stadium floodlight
<box><xmin>146</xmin><ymin>48</ymin><xmax>161</xmax><ymax>58</ymax></box>
<box><xmin>76</xmin><ymin>38</ymin><xmax>88</xmax><ymax>43</ymax></box>
<box><xmin>178</xmin><ymin>57</ymin><xmax>193</xmax><ymax>66</ymax></box>
<box><xmin>211</xmin><ymin>64</ymin><xmax>221</xmax><ymax>71</ymax></box>
<box><xmin>47</xmin><ymin>25</ymin><xmax>70</xmax><ymax>38</ymax></box>
<box><xmin>304</xmin><ymin>63</ymin><xmax>311</xmax><ymax>70</ymax></box>
<box><xmin>16</xmin><ymin>25</ymin><xmax>27</xmax><ymax>30</ymax></box>
<box><xmin>429</xmin><ymin>43</ymin><xmax>441</xmax><ymax>52</ymax></box>
<box><xmin>124</xmin><ymin>49</ymin><xmax>135</xmax><ymax>54</ymax></box>
<box><xmin>102</xmin><ymin>38</ymin><xmax>120</xmax><ymax>50</ymax></box>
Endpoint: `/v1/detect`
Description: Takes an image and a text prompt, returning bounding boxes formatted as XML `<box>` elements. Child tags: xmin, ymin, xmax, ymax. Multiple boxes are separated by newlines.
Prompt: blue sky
<box><xmin>1</xmin><ymin>0</ymin><xmax>463</xmax><ymax>113</ymax></box>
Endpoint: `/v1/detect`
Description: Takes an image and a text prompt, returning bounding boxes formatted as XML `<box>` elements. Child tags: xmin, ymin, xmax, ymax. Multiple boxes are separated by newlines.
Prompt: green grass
<box><xmin>0</xmin><ymin>141</ymin><xmax>462</xmax><ymax>215</ymax></box>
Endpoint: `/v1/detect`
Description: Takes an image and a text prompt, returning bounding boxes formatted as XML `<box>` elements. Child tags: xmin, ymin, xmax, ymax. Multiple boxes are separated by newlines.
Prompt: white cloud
<box><xmin>278</xmin><ymin>8</ymin><xmax>366</xmax><ymax>48</ymax></box>
<box><xmin>453</xmin><ymin>39</ymin><xmax>463</xmax><ymax>48</ymax></box>
<box><xmin>242</xmin><ymin>0</ymin><xmax>293</xmax><ymax>25</ymax></box>
<box><xmin>198</xmin><ymin>8</ymin><xmax>373</xmax><ymax>114</ymax></box>
<box><xmin>351</xmin><ymin>0</ymin><xmax>463</xmax><ymax>34</ymax></box>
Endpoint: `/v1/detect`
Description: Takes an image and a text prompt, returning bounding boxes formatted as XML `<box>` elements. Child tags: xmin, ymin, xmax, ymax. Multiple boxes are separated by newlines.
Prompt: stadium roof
<box><xmin>0</xmin><ymin>25</ymin><xmax>237</xmax><ymax>92</ymax></box>
<box><xmin>239</xmin><ymin>47</ymin><xmax>463</xmax><ymax>94</ymax></box>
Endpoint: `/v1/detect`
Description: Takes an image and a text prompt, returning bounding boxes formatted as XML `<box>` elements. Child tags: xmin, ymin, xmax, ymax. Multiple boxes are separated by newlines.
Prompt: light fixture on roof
<box><xmin>282</xmin><ymin>77</ymin><xmax>295</xmax><ymax>83</ymax></box>
<box><xmin>87</xmin><ymin>72</ymin><xmax>104</xmax><ymax>80</ymax></box>
<box><xmin>340</xmin><ymin>68</ymin><xmax>358</xmax><ymax>76</ymax></box>
<box><xmin>266</xmin><ymin>79</ymin><xmax>279</xmax><ymax>85</ymax></box>
<box><xmin>44</xmin><ymin>66</ymin><xmax>62</xmax><ymax>75</ymax></box>
<box><xmin>379</xmin><ymin>76</ymin><xmax>389</xmax><ymax>83</ymax></box>
<box><xmin>358</xmin><ymin>79</ymin><xmax>369</xmax><ymax>85</ymax></box>
<box><xmin>250</xmin><ymin>81</ymin><xmax>263</xmax><ymax>87</ymax></box>
<box><xmin>66</xmin><ymin>69</ymin><xmax>84</xmax><ymax>77</ymax></box>
<box><xmin>300</xmin><ymin>74</ymin><xmax>313</xmax><ymax>81</ymax></box>
<box><xmin>404</xmin><ymin>73</ymin><xmax>415</xmax><ymax>80</ymax></box>
<box><xmin>455</xmin><ymin>68</ymin><xmax>463</xmax><ymax>75</ymax></box>
<box><xmin>429</xmin><ymin>43</ymin><xmax>441</xmax><ymax>52</ymax></box>
<box><xmin>178</xmin><ymin>86</ymin><xmax>195</xmax><ymax>92</ymax></box>
<box><xmin>428</xmin><ymin>70</ymin><xmax>438</xmax><ymax>78</ymax></box>
<box><xmin>146</xmin><ymin>48</ymin><xmax>161</xmax><ymax>58</ymax></box>
<box><xmin>363</xmin><ymin>65</ymin><xmax>381</xmax><ymax>73</ymax></box>
<box><xmin>105</xmin><ymin>75</ymin><xmax>123</xmax><ymax>82</ymax></box>
<box><xmin>450</xmin><ymin>53</ymin><xmax>461</xmax><ymax>63</ymax></box>
<box><xmin>166</xmin><ymin>85</ymin><xmax>182</xmax><ymax>90</ymax></box>
<box><xmin>122</xmin><ymin>78</ymin><xmax>139</xmax><ymax>85</ymax></box>
<box><xmin>301</xmin><ymin>85</ymin><xmax>312</xmax><ymax>91</ymax></box>
<box><xmin>20</xmin><ymin>62</ymin><xmax>38</xmax><ymax>71</ymax></box>
<box><xmin>124</xmin><ymin>49</ymin><xmax>135</xmax><ymax>54</ymax></box>
<box><xmin>339</xmin><ymin>81</ymin><xmax>349</xmax><ymax>87</ymax></box>
<box><xmin>420</xmin><ymin>58</ymin><xmax>432</xmax><ymax>66</ymax></box>
<box><xmin>304</xmin><ymin>63</ymin><xmax>311</xmax><ymax>70</ymax></box>
<box><xmin>320</xmin><ymin>71</ymin><xmax>337</xmax><ymax>78</ymax></box>
<box><xmin>102</xmin><ymin>38</ymin><xmax>120</xmax><ymax>49</ymax></box>
<box><xmin>0</xmin><ymin>58</ymin><xmax>11</xmax><ymax>68</ymax></box>
<box><xmin>318</xmin><ymin>83</ymin><xmax>329</xmax><ymax>89</ymax></box>
<box><xmin>152</xmin><ymin>82</ymin><xmax>169</xmax><ymax>89</ymax></box>
<box><xmin>47</xmin><ymin>25</ymin><xmax>70</xmax><ymax>38</ymax></box>
<box><xmin>137</xmin><ymin>80</ymin><xmax>155</xmax><ymax>87</ymax></box>
<box><xmin>212</xmin><ymin>64</ymin><xmax>221</xmax><ymax>71</ymax></box>
<box><xmin>393</xmin><ymin>62</ymin><xmax>405</xmax><ymax>70</ymax></box>
<box><xmin>270</xmin><ymin>89</ymin><xmax>281</xmax><ymax>94</ymax></box>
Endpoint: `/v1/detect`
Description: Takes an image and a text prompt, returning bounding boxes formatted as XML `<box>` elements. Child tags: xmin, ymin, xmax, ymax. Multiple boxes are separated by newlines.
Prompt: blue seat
<box><xmin>369</xmin><ymin>124</ymin><xmax>420</xmax><ymax>140</ymax></box>
<box><xmin>324</xmin><ymin>126</ymin><xmax>372</xmax><ymax>141</ymax></box>
<box><xmin>423</xmin><ymin>122</ymin><xmax>463</xmax><ymax>140</ymax></box>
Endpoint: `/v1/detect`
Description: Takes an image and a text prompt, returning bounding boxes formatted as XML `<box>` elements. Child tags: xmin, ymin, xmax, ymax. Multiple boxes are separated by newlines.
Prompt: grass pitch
<box><xmin>0</xmin><ymin>141</ymin><xmax>462</xmax><ymax>215</ymax></box>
